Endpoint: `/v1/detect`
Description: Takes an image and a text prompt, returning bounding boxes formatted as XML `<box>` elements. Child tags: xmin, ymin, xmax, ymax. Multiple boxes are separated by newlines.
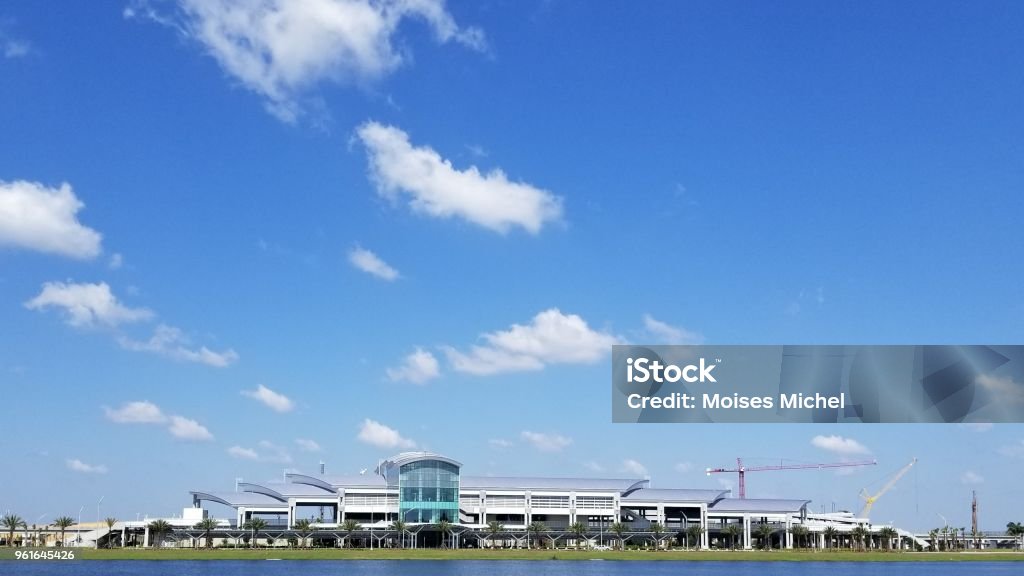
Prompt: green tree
<box><xmin>390</xmin><ymin>519</ymin><xmax>407</xmax><ymax>549</ymax></box>
<box><xmin>789</xmin><ymin>524</ymin><xmax>809</xmax><ymax>549</ymax></box>
<box><xmin>609</xmin><ymin>522</ymin><xmax>627</xmax><ymax>550</ymax></box>
<box><xmin>52</xmin><ymin>516</ymin><xmax>75</xmax><ymax>547</ymax></box>
<box><xmin>341</xmin><ymin>519</ymin><xmax>360</xmax><ymax>548</ymax></box>
<box><xmin>878</xmin><ymin>527</ymin><xmax>898</xmax><ymax>551</ymax></box>
<box><xmin>293</xmin><ymin>518</ymin><xmax>314</xmax><ymax>548</ymax></box>
<box><xmin>241</xmin><ymin>518</ymin><xmax>267</xmax><ymax>548</ymax></box>
<box><xmin>527</xmin><ymin>521</ymin><xmax>547</xmax><ymax>549</ymax></box>
<box><xmin>2</xmin><ymin>514</ymin><xmax>27</xmax><ymax>547</ymax></box>
<box><xmin>569</xmin><ymin>521</ymin><xmax>587</xmax><ymax>550</ymax></box>
<box><xmin>487</xmin><ymin>520</ymin><xmax>504</xmax><ymax>549</ymax></box>
<box><xmin>194</xmin><ymin>518</ymin><xmax>219</xmax><ymax>548</ymax></box>
<box><xmin>649</xmin><ymin>521</ymin><xmax>666</xmax><ymax>550</ymax></box>
<box><xmin>148</xmin><ymin>519</ymin><xmax>172</xmax><ymax>548</ymax></box>
<box><xmin>436</xmin><ymin>519</ymin><xmax>453</xmax><ymax>549</ymax></box>
<box><xmin>822</xmin><ymin>526</ymin><xmax>837</xmax><ymax>550</ymax></box>
<box><xmin>724</xmin><ymin>524</ymin><xmax>743</xmax><ymax>550</ymax></box>
<box><xmin>103</xmin><ymin>517</ymin><xmax>118</xmax><ymax>549</ymax></box>
<box><xmin>755</xmin><ymin>523</ymin><xmax>775</xmax><ymax>550</ymax></box>
<box><xmin>685</xmin><ymin>524</ymin><xmax>705</xmax><ymax>550</ymax></box>
<box><xmin>851</xmin><ymin>524</ymin><xmax>869</xmax><ymax>551</ymax></box>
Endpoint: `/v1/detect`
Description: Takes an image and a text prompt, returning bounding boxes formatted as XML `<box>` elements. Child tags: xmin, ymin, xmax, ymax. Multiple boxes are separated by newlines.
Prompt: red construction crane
<box><xmin>706</xmin><ymin>457</ymin><xmax>877</xmax><ymax>499</ymax></box>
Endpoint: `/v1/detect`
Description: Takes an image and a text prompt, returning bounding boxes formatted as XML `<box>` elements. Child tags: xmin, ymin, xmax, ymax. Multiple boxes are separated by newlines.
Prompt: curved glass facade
<box><xmin>398</xmin><ymin>459</ymin><xmax>460</xmax><ymax>523</ymax></box>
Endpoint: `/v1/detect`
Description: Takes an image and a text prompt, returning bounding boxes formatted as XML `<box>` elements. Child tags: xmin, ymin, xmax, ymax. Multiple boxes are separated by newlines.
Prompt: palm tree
<box><xmin>103</xmin><ymin>517</ymin><xmax>118</xmax><ymax>549</ymax></box>
<box><xmin>649</xmin><ymin>522</ymin><xmax>666</xmax><ymax>550</ymax></box>
<box><xmin>851</xmin><ymin>524</ymin><xmax>869</xmax><ymax>551</ymax></box>
<box><xmin>148</xmin><ymin>519</ymin><xmax>172</xmax><ymax>548</ymax></box>
<box><xmin>389</xmin><ymin>519</ymin><xmax>407</xmax><ymax>549</ymax></box>
<box><xmin>755</xmin><ymin>523</ymin><xmax>775</xmax><ymax>550</ymax></box>
<box><xmin>823</xmin><ymin>526</ymin><xmax>838</xmax><ymax>550</ymax></box>
<box><xmin>877</xmin><ymin>527</ymin><xmax>898</xmax><ymax>551</ymax></box>
<box><xmin>52</xmin><ymin>516</ymin><xmax>75</xmax><ymax>547</ymax></box>
<box><xmin>685</xmin><ymin>524</ymin><xmax>705</xmax><ymax>550</ymax></box>
<box><xmin>339</xmin><ymin>518</ymin><xmax>360</xmax><ymax>545</ymax></box>
<box><xmin>241</xmin><ymin>518</ymin><xmax>267</xmax><ymax>548</ymax></box>
<box><xmin>194</xmin><ymin>518</ymin><xmax>219</xmax><ymax>548</ymax></box>
<box><xmin>789</xmin><ymin>524</ymin><xmax>809</xmax><ymax>549</ymax></box>
<box><xmin>2</xmin><ymin>514</ymin><xmax>27</xmax><ymax>547</ymax></box>
<box><xmin>293</xmin><ymin>518</ymin><xmax>314</xmax><ymax>548</ymax></box>
<box><xmin>487</xmin><ymin>520</ymin><xmax>504</xmax><ymax>549</ymax></box>
<box><xmin>724</xmin><ymin>524</ymin><xmax>743</xmax><ymax>550</ymax></box>
<box><xmin>436</xmin><ymin>519</ymin><xmax>453</xmax><ymax>549</ymax></box>
<box><xmin>527</xmin><ymin>521</ymin><xmax>547</xmax><ymax>549</ymax></box>
<box><xmin>569</xmin><ymin>521</ymin><xmax>587</xmax><ymax>550</ymax></box>
<box><xmin>608</xmin><ymin>522</ymin><xmax>627</xmax><ymax>550</ymax></box>
<box><xmin>341</xmin><ymin>519</ymin><xmax>360</xmax><ymax>548</ymax></box>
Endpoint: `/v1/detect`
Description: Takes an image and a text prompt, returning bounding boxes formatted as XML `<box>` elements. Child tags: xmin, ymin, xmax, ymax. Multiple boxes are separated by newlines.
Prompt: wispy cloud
<box><xmin>961</xmin><ymin>470</ymin><xmax>984</xmax><ymax>485</ymax></box>
<box><xmin>105</xmin><ymin>401</ymin><xmax>213</xmax><ymax>442</ymax></box>
<box><xmin>641</xmin><ymin>314</ymin><xmax>703</xmax><ymax>344</ymax></box>
<box><xmin>25</xmin><ymin>282</ymin><xmax>152</xmax><ymax>328</ymax></box>
<box><xmin>520</xmin><ymin>430</ymin><xmax>572</xmax><ymax>453</ymax></box>
<box><xmin>358</xmin><ymin>122</ymin><xmax>562</xmax><ymax>234</ymax></box>
<box><xmin>622</xmin><ymin>458</ymin><xmax>648</xmax><ymax>476</ymax></box>
<box><xmin>241</xmin><ymin>384</ymin><xmax>295</xmax><ymax>413</ymax></box>
<box><xmin>66</xmin><ymin>458</ymin><xmax>107</xmax><ymax>474</ymax></box>
<box><xmin>295</xmin><ymin>438</ymin><xmax>321</xmax><ymax>452</ymax></box>
<box><xmin>119</xmin><ymin>324</ymin><xmax>238</xmax><ymax>368</ymax></box>
<box><xmin>348</xmin><ymin>247</ymin><xmax>400</xmax><ymax>281</ymax></box>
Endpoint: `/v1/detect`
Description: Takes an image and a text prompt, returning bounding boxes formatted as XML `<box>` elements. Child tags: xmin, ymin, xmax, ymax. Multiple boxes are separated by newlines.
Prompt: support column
<box><xmin>743</xmin><ymin>515</ymin><xmax>751</xmax><ymax>550</ymax></box>
<box><xmin>785</xmin><ymin>518</ymin><xmax>793</xmax><ymax>549</ymax></box>
<box><xmin>700</xmin><ymin>505</ymin><xmax>709</xmax><ymax>549</ymax></box>
<box><xmin>143</xmin><ymin>526</ymin><xmax>150</xmax><ymax>548</ymax></box>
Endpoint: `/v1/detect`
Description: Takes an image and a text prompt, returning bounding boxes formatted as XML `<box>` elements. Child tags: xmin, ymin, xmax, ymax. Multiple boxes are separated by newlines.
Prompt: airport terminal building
<box><xmin>186</xmin><ymin>451</ymin><xmax>830</xmax><ymax>549</ymax></box>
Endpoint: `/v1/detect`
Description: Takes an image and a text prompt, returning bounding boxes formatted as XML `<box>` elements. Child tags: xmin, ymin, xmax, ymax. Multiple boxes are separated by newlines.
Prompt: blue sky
<box><xmin>1</xmin><ymin>0</ymin><xmax>1023</xmax><ymax>532</ymax></box>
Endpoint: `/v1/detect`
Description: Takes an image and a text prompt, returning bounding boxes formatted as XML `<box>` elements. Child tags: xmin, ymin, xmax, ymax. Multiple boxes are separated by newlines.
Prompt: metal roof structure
<box><xmin>709</xmin><ymin>498</ymin><xmax>811</xmax><ymax>513</ymax></box>
<box><xmin>286</xmin><ymin>472</ymin><xmax>386</xmax><ymax>490</ymax></box>
<box><xmin>239</xmin><ymin>481</ymin><xmax>336</xmax><ymax>499</ymax></box>
<box><xmin>622</xmin><ymin>488</ymin><xmax>729</xmax><ymax>504</ymax></box>
<box><xmin>190</xmin><ymin>491</ymin><xmax>286</xmax><ymax>508</ymax></box>
<box><xmin>461</xmin><ymin>476</ymin><xmax>649</xmax><ymax>493</ymax></box>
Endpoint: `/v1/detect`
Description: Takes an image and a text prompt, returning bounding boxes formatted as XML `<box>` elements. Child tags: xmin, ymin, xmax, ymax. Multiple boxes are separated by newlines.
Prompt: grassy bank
<box><xmin>4</xmin><ymin>548</ymin><xmax>1022</xmax><ymax>561</ymax></box>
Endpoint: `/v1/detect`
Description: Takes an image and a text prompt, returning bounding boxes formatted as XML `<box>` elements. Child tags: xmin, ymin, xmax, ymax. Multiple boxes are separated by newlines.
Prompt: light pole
<box><xmin>77</xmin><ymin>506</ymin><xmax>84</xmax><ymax>545</ymax></box>
<box><xmin>96</xmin><ymin>497</ymin><xmax>105</xmax><ymax>549</ymax></box>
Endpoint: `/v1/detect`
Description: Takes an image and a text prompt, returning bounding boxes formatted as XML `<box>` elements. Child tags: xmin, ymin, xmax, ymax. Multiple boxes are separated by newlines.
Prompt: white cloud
<box><xmin>295</xmin><ymin>438</ymin><xmax>321</xmax><ymax>452</ymax></box>
<box><xmin>998</xmin><ymin>439</ymin><xmax>1024</xmax><ymax>459</ymax></box>
<box><xmin>444</xmin><ymin>308</ymin><xmax>619</xmax><ymax>376</ymax></box>
<box><xmin>488</xmin><ymin>438</ymin><xmax>513</xmax><ymax>449</ymax></box>
<box><xmin>520</xmin><ymin>430</ymin><xmax>572</xmax><ymax>453</ymax></box>
<box><xmin>0</xmin><ymin>180</ymin><xmax>102</xmax><ymax>258</ymax></box>
<box><xmin>348</xmin><ymin>246</ymin><xmax>399</xmax><ymax>281</ymax></box>
<box><xmin>66</xmin><ymin>459</ymin><xmax>107</xmax><ymax>474</ymax></box>
<box><xmin>961</xmin><ymin>471</ymin><xmax>984</xmax><ymax>485</ymax></box>
<box><xmin>3</xmin><ymin>39</ymin><xmax>30</xmax><ymax>58</ymax></box>
<box><xmin>227</xmin><ymin>445</ymin><xmax>259</xmax><ymax>460</ymax></box>
<box><xmin>641</xmin><ymin>314</ymin><xmax>703</xmax><ymax>344</ymax></box>
<box><xmin>241</xmin><ymin>384</ymin><xmax>295</xmax><ymax>412</ymax></box>
<box><xmin>977</xmin><ymin>374</ymin><xmax>1024</xmax><ymax>402</ymax></box>
<box><xmin>25</xmin><ymin>281</ymin><xmax>153</xmax><ymax>328</ymax></box>
<box><xmin>811</xmin><ymin>434</ymin><xmax>871</xmax><ymax>456</ymax></box>
<box><xmin>674</xmin><ymin>461</ymin><xmax>694</xmax><ymax>474</ymax></box>
<box><xmin>128</xmin><ymin>0</ymin><xmax>484</xmax><ymax>122</ymax></box>
<box><xmin>358</xmin><ymin>122</ymin><xmax>562</xmax><ymax>234</ymax></box>
<box><xmin>386</xmin><ymin>347</ymin><xmax>440</xmax><ymax>384</ymax></box>
<box><xmin>622</xmin><ymin>459</ymin><xmax>648</xmax><ymax>477</ymax></box>
<box><xmin>103</xmin><ymin>401</ymin><xmax>167</xmax><ymax>424</ymax></box>
<box><xmin>357</xmin><ymin>418</ymin><xmax>415</xmax><ymax>449</ymax></box>
<box><xmin>168</xmin><ymin>415</ymin><xmax>214</xmax><ymax>441</ymax></box>
<box><xmin>109</xmin><ymin>253</ymin><xmax>124</xmax><ymax>269</ymax></box>
<box><xmin>119</xmin><ymin>324</ymin><xmax>239</xmax><ymax>367</ymax></box>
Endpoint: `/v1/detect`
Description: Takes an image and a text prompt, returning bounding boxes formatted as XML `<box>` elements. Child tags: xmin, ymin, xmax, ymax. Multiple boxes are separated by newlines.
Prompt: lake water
<box><xmin>1</xmin><ymin>560</ymin><xmax>1019</xmax><ymax>576</ymax></box>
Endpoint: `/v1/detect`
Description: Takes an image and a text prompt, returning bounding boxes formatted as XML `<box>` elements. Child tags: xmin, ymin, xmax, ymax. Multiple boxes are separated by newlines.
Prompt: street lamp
<box><xmin>96</xmin><ymin>497</ymin><xmax>105</xmax><ymax>549</ymax></box>
<box><xmin>77</xmin><ymin>506</ymin><xmax>85</xmax><ymax>545</ymax></box>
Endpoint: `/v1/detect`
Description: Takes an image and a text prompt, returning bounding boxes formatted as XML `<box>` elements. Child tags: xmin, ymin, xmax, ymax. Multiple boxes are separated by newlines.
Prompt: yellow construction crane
<box><xmin>859</xmin><ymin>458</ymin><xmax>917</xmax><ymax>518</ymax></box>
